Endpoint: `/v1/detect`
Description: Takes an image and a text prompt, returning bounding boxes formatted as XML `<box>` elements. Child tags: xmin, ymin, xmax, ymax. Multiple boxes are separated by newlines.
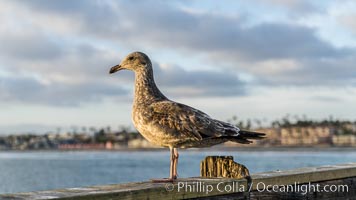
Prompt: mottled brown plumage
<box><xmin>110</xmin><ymin>52</ymin><xmax>265</xmax><ymax>181</ymax></box>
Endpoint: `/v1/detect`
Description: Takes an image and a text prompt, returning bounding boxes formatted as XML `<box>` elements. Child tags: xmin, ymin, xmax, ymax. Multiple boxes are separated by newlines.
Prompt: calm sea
<box><xmin>0</xmin><ymin>148</ymin><xmax>356</xmax><ymax>194</ymax></box>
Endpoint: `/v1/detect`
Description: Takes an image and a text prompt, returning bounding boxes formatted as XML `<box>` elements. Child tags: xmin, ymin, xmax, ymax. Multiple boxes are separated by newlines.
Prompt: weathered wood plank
<box><xmin>1</xmin><ymin>163</ymin><xmax>356</xmax><ymax>200</ymax></box>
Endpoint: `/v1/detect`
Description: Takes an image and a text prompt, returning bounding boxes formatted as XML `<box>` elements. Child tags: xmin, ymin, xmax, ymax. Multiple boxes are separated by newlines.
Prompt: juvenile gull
<box><xmin>109</xmin><ymin>52</ymin><xmax>265</xmax><ymax>182</ymax></box>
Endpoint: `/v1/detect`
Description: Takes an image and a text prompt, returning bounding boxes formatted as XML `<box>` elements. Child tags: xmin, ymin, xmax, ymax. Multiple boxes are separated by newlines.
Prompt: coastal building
<box><xmin>332</xmin><ymin>135</ymin><xmax>356</xmax><ymax>146</ymax></box>
<box><xmin>280</xmin><ymin>126</ymin><xmax>334</xmax><ymax>146</ymax></box>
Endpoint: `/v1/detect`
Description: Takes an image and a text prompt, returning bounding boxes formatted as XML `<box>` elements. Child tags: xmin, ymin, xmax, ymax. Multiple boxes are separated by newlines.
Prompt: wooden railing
<box><xmin>1</xmin><ymin>162</ymin><xmax>356</xmax><ymax>199</ymax></box>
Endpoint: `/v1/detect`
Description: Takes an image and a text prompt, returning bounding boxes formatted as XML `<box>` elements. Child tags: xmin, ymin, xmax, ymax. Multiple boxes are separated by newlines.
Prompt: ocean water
<box><xmin>0</xmin><ymin>148</ymin><xmax>356</xmax><ymax>194</ymax></box>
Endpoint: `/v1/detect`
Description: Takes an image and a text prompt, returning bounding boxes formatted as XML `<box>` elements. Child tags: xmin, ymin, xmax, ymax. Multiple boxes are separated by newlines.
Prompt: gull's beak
<box><xmin>109</xmin><ymin>64</ymin><xmax>121</xmax><ymax>74</ymax></box>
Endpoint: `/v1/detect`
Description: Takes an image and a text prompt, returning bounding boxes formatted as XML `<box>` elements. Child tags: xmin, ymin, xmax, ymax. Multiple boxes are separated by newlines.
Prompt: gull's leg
<box><xmin>151</xmin><ymin>147</ymin><xmax>175</xmax><ymax>183</ymax></box>
<box><xmin>169</xmin><ymin>147</ymin><xmax>174</xmax><ymax>179</ymax></box>
<box><xmin>173</xmin><ymin>148</ymin><xmax>179</xmax><ymax>179</ymax></box>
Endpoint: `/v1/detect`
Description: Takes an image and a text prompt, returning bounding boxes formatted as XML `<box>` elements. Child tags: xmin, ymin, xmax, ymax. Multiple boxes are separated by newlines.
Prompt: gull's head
<box><xmin>109</xmin><ymin>52</ymin><xmax>151</xmax><ymax>74</ymax></box>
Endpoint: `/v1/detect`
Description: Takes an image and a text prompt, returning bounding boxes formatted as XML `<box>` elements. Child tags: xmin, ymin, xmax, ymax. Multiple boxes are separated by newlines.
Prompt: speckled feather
<box><xmin>116</xmin><ymin>52</ymin><xmax>265</xmax><ymax>148</ymax></box>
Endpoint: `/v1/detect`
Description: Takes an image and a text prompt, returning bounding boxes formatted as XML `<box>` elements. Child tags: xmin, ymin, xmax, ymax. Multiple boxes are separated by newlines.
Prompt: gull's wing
<box><xmin>148</xmin><ymin>100</ymin><xmax>240</xmax><ymax>141</ymax></box>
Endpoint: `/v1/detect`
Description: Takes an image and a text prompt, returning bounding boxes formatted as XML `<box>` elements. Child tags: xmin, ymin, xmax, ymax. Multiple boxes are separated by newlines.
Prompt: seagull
<box><xmin>109</xmin><ymin>52</ymin><xmax>265</xmax><ymax>182</ymax></box>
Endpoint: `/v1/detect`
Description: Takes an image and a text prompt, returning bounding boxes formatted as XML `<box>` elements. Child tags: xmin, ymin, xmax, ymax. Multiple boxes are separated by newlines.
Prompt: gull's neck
<box><xmin>133</xmin><ymin>66</ymin><xmax>167</xmax><ymax>106</ymax></box>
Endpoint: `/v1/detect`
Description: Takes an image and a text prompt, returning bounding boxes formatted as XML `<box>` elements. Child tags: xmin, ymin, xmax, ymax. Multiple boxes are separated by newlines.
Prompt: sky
<box><xmin>0</xmin><ymin>0</ymin><xmax>356</xmax><ymax>134</ymax></box>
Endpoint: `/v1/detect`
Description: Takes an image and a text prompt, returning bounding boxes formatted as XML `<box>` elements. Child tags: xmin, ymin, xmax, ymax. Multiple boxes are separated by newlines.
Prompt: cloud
<box><xmin>12</xmin><ymin>0</ymin><xmax>353</xmax><ymax>87</ymax></box>
<box><xmin>295</xmin><ymin>57</ymin><xmax>356</xmax><ymax>85</ymax></box>
<box><xmin>0</xmin><ymin>0</ymin><xmax>251</xmax><ymax>106</ymax></box>
<box><xmin>10</xmin><ymin>0</ymin><xmax>348</xmax><ymax>61</ymax></box>
<box><xmin>154</xmin><ymin>63</ymin><xmax>246</xmax><ymax>97</ymax></box>
<box><xmin>310</xmin><ymin>95</ymin><xmax>343</xmax><ymax>103</ymax></box>
<box><xmin>259</xmin><ymin>0</ymin><xmax>322</xmax><ymax>14</ymax></box>
<box><xmin>247</xmin><ymin>56</ymin><xmax>356</xmax><ymax>86</ymax></box>
<box><xmin>93</xmin><ymin>1</ymin><xmax>347</xmax><ymax>61</ymax></box>
<box><xmin>0</xmin><ymin>20</ymin><xmax>120</xmax><ymax>84</ymax></box>
<box><xmin>0</xmin><ymin>0</ymin><xmax>355</xmax><ymax>106</ymax></box>
<box><xmin>0</xmin><ymin>75</ymin><xmax>128</xmax><ymax>106</ymax></box>
<box><xmin>0</xmin><ymin>31</ymin><xmax>64</xmax><ymax>61</ymax></box>
<box><xmin>1</xmin><ymin>0</ymin><xmax>356</xmax><ymax>133</ymax></box>
<box><xmin>339</xmin><ymin>13</ymin><xmax>356</xmax><ymax>36</ymax></box>
<box><xmin>0</xmin><ymin>62</ymin><xmax>246</xmax><ymax>106</ymax></box>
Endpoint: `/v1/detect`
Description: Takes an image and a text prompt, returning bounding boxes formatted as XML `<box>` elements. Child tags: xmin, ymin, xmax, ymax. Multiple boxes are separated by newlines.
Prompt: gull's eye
<box><xmin>128</xmin><ymin>56</ymin><xmax>134</xmax><ymax>61</ymax></box>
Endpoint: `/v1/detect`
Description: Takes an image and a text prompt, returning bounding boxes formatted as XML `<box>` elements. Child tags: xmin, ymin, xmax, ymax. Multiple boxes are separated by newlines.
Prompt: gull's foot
<box><xmin>150</xmin><ymin>177</ymin><xmax>177</xmax><ymax>183</ymax></box>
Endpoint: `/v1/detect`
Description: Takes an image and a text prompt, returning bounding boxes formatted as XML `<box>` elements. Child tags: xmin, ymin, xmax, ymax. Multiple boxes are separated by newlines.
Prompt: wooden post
<box><xmin>200</xmin><ymin>156</ymin><xmax>250</xmax><ymax>179</ymax></box>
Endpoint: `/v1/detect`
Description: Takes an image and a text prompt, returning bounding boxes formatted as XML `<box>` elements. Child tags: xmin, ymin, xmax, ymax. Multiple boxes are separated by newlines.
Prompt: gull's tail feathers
<box><xmin>223</xmin><ymin>130</ymin><xmax>266</xmax><ymax>144</ymax></box>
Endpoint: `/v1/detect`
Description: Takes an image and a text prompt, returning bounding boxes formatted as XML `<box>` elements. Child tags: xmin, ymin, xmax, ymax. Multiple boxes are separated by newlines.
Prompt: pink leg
<box><xmin>169</xmin><ymin>147</ymin><xmax>174</xmax><ymax>179</ymax></box>
<box><xmin>173</xmin><ymin>148</ymin><xmax>179</xmax><ymax>179</ymax></box>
